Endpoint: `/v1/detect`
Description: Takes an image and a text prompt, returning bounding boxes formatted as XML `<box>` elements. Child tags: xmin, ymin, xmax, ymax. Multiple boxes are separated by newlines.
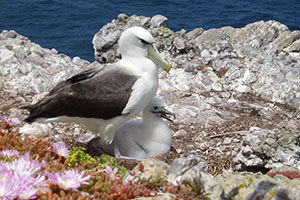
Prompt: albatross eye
<box><xmin>140</xmin><ymin>39</ymin><xmax>150</xmax><ymax>45</ymax></box>
<box><xmin>152</xmin><ymin>106</ymin><xmax>160</xmax><ymax>112</ymax></box>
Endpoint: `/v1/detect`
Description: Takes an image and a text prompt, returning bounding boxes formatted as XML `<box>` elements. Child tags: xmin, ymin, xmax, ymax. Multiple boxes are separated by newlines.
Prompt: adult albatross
<box><xmin>86</xmin><ymin>98</ymin><xmax>175</xmax><ymax>160</ymax></box>
<box><xmin>23</xmin><ymin>26</ymin><xmax>171</xmax><ymax>144</ymax></box>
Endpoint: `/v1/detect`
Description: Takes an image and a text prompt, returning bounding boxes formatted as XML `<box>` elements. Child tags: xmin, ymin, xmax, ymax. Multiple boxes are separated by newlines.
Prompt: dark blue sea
<box><xmin>0</xmin><ymin>0</ymin><xmax>299</xmax><ymax>62</ymax></box>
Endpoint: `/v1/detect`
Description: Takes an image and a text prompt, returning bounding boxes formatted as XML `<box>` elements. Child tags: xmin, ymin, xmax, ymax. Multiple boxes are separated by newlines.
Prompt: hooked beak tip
<box><xmin>165</xmin><ymin>64</ymin><xmax>171</xmax><ymax>73</ymax></box>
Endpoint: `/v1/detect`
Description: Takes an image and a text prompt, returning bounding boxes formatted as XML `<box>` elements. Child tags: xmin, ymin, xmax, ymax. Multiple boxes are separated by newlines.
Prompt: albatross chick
<box><xmin>87</xmin><ymin>98</ymin><xmax>175</xmax><ymax>160</ymax></box>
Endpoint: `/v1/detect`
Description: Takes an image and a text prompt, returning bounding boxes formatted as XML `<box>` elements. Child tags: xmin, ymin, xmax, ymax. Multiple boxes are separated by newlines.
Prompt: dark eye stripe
<box><xmin>140</xmin><ymin>39</ymin><xmax>150</xmax><ymax>45</ymax></box>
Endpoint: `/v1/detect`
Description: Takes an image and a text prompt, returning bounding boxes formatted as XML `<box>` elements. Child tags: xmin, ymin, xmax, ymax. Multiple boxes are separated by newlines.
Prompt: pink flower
<box><xmin>0</xmin><ymin>170</ymin><xmax>38</xmax><ymax>200</ymax></box>
<box><xmin>0</xmin><ymin>152</ymin><xmax>48</xmax><ymax>199</ymax></box>
<box><xmin>0</xmin><ymin>170</ymin><xmax>18</xmax><ymax>199</ymax></box>
<box><xmin>99</xmin><ymin>166</ymin><xmax>119</xmax><ymax>180</ymax></box>
<box><xmin>0</xmin><ymin>149</ymin><xmax>19</xmax><ymax>157</ymax></box>
<box><xmin>5</xmin><ymin>153</ymin><xmax>45</xmax><ymax>176</ymax></box>
<box><xmin>47</xmin><ymin>169</ymin><xmax>91</xmax><ymax>190</ymax></box>
<box><xmin>0</xmin><ymin>117</ymin><xmax>18</xmax><ymax>126</ymax></box>
<box><xmin>52</xmin><ymin>143</ymin><xmax>69</xmax><ymax>158</ymax></box>
<box><xmin>17</xmin><ymin>184</ymin><xmax>37</xmax><ymax>200</ymax></box>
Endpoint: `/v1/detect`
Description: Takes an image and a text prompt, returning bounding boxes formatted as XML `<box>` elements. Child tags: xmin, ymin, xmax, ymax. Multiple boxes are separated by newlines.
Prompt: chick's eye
<box><xmin>153</xmin><ymin>106</ymin><xmax>158</xmax><ymax>110</ymax></box>
<box><xmin>140</xmin><ymin>39</ymin><xmax>149</xmax><ymax>45</ymax></box>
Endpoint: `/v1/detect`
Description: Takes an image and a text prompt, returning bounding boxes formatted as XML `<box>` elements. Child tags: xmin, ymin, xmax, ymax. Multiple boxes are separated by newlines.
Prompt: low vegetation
<box><xmin>0</xmin><ymin>118</ymin><xmax>209</xmax><ymax>200</ymax></box>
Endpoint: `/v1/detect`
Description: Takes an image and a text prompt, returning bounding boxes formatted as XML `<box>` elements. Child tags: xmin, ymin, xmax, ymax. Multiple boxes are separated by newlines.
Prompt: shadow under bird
<box><xmin>86</xmin><ymin>98</ymin><xmax>175</xmax><ymax>160</ymax></box>
<box><xmin>23</xmin><ymin>26</ymin><xmax>171</xmax><ymax>144</ymax></box>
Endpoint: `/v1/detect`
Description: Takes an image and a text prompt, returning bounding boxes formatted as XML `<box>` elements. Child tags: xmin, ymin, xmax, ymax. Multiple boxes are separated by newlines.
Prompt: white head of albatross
<box><xmin>86</xmin><ymin>98</ymin><xmax>175</xmax><ymax>160</ymax></box>
<box><xmin>23</xmin><ymin>26</ymin><xmax>171</xmax><ymax>144</ymax></box>
<box><xmin>118</xmin><ymin>26</ymin><xmax>171</xmax><ymax>74</ymax></box>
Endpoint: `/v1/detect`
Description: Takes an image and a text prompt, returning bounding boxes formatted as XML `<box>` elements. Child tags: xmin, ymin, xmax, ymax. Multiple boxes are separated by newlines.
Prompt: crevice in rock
<box><xmin>239</xmin><ymin>165</ymin><xmax>271</xmax><ymax>174</ymax></box>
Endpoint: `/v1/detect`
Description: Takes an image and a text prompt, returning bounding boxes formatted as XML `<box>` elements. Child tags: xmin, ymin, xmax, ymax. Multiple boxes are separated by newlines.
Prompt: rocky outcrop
<box><xmin>126</xmin><ymin>157</ymin><xmax>300</xmax><ymax>200</ymax></box>
<box><xmin>1</xmin><ymin>13</ymin><xmax>300</xmax><ymax>199</ymax></box>
<box><xmin>0</xmin><ymin>30</ymin><xmax>90</xmax><ymax>123</ymax></box>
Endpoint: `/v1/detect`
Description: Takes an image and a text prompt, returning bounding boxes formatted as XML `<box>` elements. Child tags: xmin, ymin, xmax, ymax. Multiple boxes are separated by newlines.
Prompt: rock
<box><xmin>151</xmin><ymin>15</ymin><xmax>168</xmax><ymax>28</ymax></box>
<box><xmin>185</xmin><ymin>28</ymin><xmax>204</xmax><ymax>40</ymax></box>
<box><xmin>5</xmin><ymin>30</ymin><xmax>18</xmax><ymax>38</ymax></box>
<box><xmin>183</xmin><ymin>62</ymin><xmax>198</xmax><ymax>73</ymax></box>
<box><xmin>92</xmin><ymin>26</ymin><xmax>121</xmax><ymax>63</ymax></box>
<box><xmin>173</xmin><ymin>129</ymin><xmax>187</xmax><ymax>137</ymax></box>
<box><xmin>267</xmin><ymin>30</ymin><xmax>300</xmax><ymax>54</ymax></box>
<box><xmin>234</xmin><ymin>84</ymin><xmax>251</xmax><ymax>93</ymax></box>
<box><xmin>223</xmin><ymin>138</ymin><xmax>232</xmax><ymax>145</ymax></box>
<box><xmin>123</xmin><ymin>157</ymin><xmax>223</xmax><ymax>199</ymax></box>
<box><xmin>19</xmin><ymin>123</ymin><xmax>52</xmax><ymax>138</ymax></box>
<box><xmin>122</xmin><ymin>157</ymin><xmax>300</xmax><ymax>200</ymax></box>
<box><xmin>197</xmin><ymin>171</ymin><xmax>224</xmax><ymax>200</ymax></box>
<box><xmin>117</xmin><ymin>13</ymin><xmax>129</xmax><ymax>23</ymax></box>
<box><xmin>284</xmin><ymin>38</ymin><xmax>300</xmax><ymax>52</ymax></box>
<box><xmin>173</xmin><ymin>37</ymin><xmax>185</xmax><ymax>50</ymax></box>
<box><xmin>72</xmin><ymin>56</ymin><xmax>82</xmax><ymax>65</ymax></box>
<box><xmin>234</xmin><ymin>128</ymin><xmax>300</xmax><ymax>170</ymax></box>
<box><xmin>246</xmin><ymin>180</ymin><xmax>291</xmax><ymax>200</ymax></box>
<box><xmin>216</xmin><ymin>170</ymin><xmax>299</xmax><ymax>200</ymax></box>
<box><xmin>0</xmin><ymin>29</ymin><xmax>90</xmax><ymax>142</ymax></box>
<box><xmin>124</xmin><ymin>158</ymin><xmax>169</xmax><ymax>184</ymax></box>
<box><xmin>0</xmin><ymin>48</ymin><xmax>14</xmax><ymax>61</ymax></box>
<box><xmin>135</xmin><ymin>193</ymin><xmax>176</xmax><ymax>200</ymax></box>
<box><xmin>167</xmin><ymin>155</ymin><xmax>209</xmax><ymax>186</ymax></box>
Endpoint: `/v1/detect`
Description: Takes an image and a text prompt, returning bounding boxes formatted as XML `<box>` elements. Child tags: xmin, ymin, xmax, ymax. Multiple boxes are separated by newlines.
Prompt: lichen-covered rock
<box><xmin>215</xmin><ymin>169</ymin><xmax>300</xmax><ymax>200</ymax></box>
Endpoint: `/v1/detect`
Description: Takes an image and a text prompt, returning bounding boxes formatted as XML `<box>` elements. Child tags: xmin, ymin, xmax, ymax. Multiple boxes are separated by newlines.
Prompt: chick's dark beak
<box><xmin>159</xmin><ymin>107</ymin><xmax>176</xmax><ymax>123</ymax></box>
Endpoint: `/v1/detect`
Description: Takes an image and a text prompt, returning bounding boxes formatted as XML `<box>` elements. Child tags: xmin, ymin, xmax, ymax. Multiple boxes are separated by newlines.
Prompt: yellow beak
<box><xmin>148</xmin><ymin>44</ymin><xmax>171</xmax><ymax>73</ymax></box>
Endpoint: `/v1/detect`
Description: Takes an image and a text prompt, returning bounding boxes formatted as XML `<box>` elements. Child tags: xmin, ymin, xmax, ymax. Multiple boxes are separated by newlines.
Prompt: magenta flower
<box><xmin>47</xmin><ymin>169</ymin><xmax>91</xmax><ymax>190</ymax></box>
<box><xmin>99</xmin><ymin>166</ymin><xmax>119</xmax><ymax>180</ymax></box>
<box><xmin>0</xmin><ymin>149</ymin><xmax>19</xmax><ymax>157</ymax></box>
<box><xmin>52</xmin><ymin>143</ymin><xmax>69</xmax><ymax>158</ymax></box>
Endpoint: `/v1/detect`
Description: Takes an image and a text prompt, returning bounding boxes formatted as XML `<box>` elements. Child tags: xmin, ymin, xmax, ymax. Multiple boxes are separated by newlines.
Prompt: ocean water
<box><xmin>0</xmin><ymin>0</ymin><xmax>299</xmax><ymax>62</ymax></box>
